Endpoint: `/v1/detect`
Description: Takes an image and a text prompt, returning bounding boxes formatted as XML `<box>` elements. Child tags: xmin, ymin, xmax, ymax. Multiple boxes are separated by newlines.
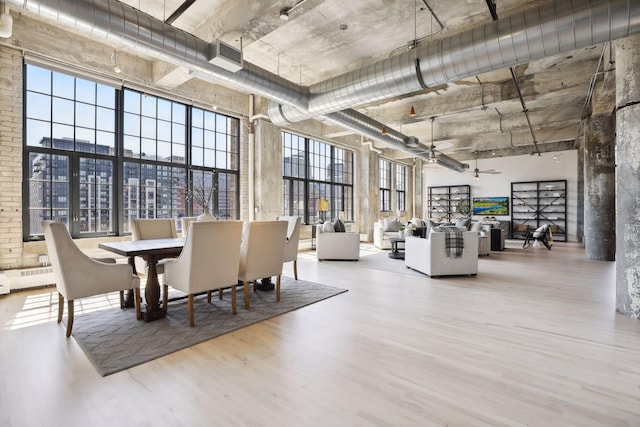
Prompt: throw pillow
<box><xmin>469</xmin><ymin>221</ymin><xmax>481</xmax><ymax>232</ymax></box>
<box><xmin>383</xmin><ymin>218</ymin><xmax>401</xmax><ymax>232</ymax></box>
<box><xmin>322</xmin><ymin>221</ymin><xmax>335</xmax><ymax>233</ymax></box>
<box><xmin>427</xmin><ymin>220</ymin><xmax>439</xmax><ymax>234</ymax></box>
<box><xmin>332</xmin><ymin>219</ymin><xmax>346</xmax><ymax>232</ymax></box>
<box><xmin>455</xmin><ymin>218</ymin><xmax>471</xmax><ymax>229</ymax></box>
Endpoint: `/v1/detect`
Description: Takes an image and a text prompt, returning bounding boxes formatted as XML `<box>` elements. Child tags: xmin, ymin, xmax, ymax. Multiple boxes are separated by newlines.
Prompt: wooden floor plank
<box><xmin>1</xmin><ymin>242</ymin><xmax>639</xmax><ymax>426</ymax></box>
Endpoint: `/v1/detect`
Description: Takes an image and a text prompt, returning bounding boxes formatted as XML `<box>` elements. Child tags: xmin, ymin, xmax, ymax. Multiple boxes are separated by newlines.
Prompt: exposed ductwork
<box><xmin>6</xmin><ymin>0</ymin><xmax>640</xmax><ymax>170</ymax></box>
<box><xmin>270</xmin><ymin>0</ymin><xmax>640</xmax><ymax>122</ymax></box>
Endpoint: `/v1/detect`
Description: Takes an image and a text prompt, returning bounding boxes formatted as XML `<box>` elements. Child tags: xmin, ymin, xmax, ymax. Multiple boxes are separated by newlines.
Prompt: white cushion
<box><xmin>383</xmin><ymin>218</ymin><xmax>401</xmax><ymax>232</ymax></box>
<box><xmin>322</xmin><ymin>221</ymin><xmax>335</xmax><ymax>232</ymax></box>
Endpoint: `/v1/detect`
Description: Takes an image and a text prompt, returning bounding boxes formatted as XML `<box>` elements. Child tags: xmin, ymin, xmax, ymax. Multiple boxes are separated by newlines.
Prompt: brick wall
<box><xmin>0</xmin><ymin>45</ymin><xmax>23</xmax><ymax>269</ymax></box>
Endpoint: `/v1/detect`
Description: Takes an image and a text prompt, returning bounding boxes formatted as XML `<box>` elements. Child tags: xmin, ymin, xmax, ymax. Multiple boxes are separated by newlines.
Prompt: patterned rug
<box><xmin>66</xmin><ymin>277</ymin><xmax>347</xmax><ymax>376</ymax></box>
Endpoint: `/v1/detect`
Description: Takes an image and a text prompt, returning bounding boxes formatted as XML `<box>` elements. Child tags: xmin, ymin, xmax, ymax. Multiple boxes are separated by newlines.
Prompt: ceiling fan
<box><xmin>468</xmin><ymin>151</ymin><xmax>501</xmax><ymax>180</ymax></box>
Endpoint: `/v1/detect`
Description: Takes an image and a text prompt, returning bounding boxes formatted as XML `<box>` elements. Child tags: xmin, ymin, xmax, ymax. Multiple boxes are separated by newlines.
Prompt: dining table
<box><xmin>99</xmin><ymin>237</ymin><xmax>185</xmax><ymax>322</ymax></box>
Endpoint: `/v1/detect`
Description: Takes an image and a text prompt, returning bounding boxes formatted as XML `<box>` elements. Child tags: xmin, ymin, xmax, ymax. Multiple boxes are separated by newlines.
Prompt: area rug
<box><xmin>66</xmin><ymin>277</ymin><xmax>347</xmax><ymax>376</ymax></box>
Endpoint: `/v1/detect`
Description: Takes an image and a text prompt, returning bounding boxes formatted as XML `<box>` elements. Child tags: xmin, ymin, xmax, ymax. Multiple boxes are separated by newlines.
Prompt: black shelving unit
<box><xmin>511</xmin><ymin>180</ymin><xmax>567</xmax><ymax>241</ymax></box>
<box><xmin>427</xmin><ymin>185</ymin><xmax>471</xmax><ymax>223</ymax></box>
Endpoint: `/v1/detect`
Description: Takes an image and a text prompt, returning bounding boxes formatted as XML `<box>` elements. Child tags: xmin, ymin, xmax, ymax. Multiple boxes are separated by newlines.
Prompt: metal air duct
<box><xmin>269</xmin><ymin>0</ymin><xmax>640</xmax><ymax>124</ymax></box>
<box><xmin>8</xmin><ymin>0</ymin><xmax>640</xmax><ymax>170</ymax></box>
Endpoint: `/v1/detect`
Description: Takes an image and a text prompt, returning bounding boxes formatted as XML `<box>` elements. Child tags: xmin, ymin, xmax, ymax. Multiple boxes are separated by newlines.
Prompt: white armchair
<box><xmin>404</xmin><ymin>231</ymin><xmax>478</xmax><ymax>277</ymax></box>
<box><xmin>163</xmin><ymin>221</ymin><xmax>242</xmax><ymax>326</ymax></box>
<box><xmin>373</xmin><ymin>218</ymin><xmax>402</xmax><ymax>249</ymax></box>
<box><xmin>42</xmin><ymin>221</ymin><xmax>141</xmax><ymax>337</ymax></box>
<box><xmin>316</xmin><ymin>225</ymin><xmax>360</xmax><ymax>261</ymax></box>
<box><xmin>277</xmin><ymin>216</ymin><xmax>301</xmax><ymax>280</ymax></box>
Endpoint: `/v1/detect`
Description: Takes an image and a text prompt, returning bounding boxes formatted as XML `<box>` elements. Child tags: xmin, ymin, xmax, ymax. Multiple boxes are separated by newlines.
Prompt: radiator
<box><xmin>3</xmin><ymin>267</ymin><xmax>55</xmax><ymax>292</ymax></box>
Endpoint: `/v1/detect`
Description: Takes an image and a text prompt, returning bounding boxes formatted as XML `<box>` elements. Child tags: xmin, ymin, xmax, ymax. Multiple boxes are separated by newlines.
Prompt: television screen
<box><xmin>473</xmin><ymin>197</ymin><xmax>509</xmax><ymax>216</ymax></box>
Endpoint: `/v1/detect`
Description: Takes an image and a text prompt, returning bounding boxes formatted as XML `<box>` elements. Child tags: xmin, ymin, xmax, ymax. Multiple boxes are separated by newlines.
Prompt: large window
<box><xmin>379</xmin><ymin>158</ymin><xmax>392</xmax><ymax>211</ymax></box>
<box><xmin>282</xmin><ymin>132</ymin><xmax>354</xmax><ymax>224</ymax></box>
<box><xmin>396</xmin><ymin>163</ymin><xmax>407</xmax><ymax>211</ymax></box>
<box><xmin>24</xmin><ymin>64</ymin><xmax>240</xmax><ymax>240</ymax></box>
<box><xmin>379</xmin><ymin>158</ymin><xmax>408</xmax><ymax>213</ymax></box>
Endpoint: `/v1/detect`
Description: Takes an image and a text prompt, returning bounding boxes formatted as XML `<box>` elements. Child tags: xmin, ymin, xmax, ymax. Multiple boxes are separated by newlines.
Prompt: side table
<box><xmin>388</xmin><ymin>237</ymin><xmax>405</xmax><ymax>259</ymax></box>
<box><xmin>478</xmin><ymin>235</ymin><xmax>490</xmax><ymax>256</ymax></box>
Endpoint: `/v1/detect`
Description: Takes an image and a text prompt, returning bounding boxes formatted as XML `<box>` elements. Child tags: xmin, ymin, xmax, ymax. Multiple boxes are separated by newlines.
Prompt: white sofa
<box><xmin>404</xmin><ymin>231</ymin><xmax>478</xmax><ymax>277</ymax></box>
<box><xmin>316</xmin><ymin>225</ymin><xmax>360</xmax><ymax>260</ymax></box>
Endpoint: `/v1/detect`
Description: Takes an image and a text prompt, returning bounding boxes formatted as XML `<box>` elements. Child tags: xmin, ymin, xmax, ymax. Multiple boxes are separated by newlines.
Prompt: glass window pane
<box><xmin>52</xmin><ymin>72</ymin><xmax>74</xmax><ymax>98</ymax></box>
<box><xmin>26</xmin><ymin>65</ymin><xmax>51</xmax><ymax>94</ymax></box>
<box><xmin>124</xmin><ymin>90</ymin><xmax>140</xmax><ymax>113</ymax></box>
<box><xmin>141</xmin><ymin>138</ymin><xmax>157</xmax><ymax>160</ymax></box>
<box><xmin>157</xmin><ymin>141</ymin><xmax>171</xmax><ymax>162</ymax></box>
<box><xmin>172</xmin><ymin>143</ymin><xmax>185</xmax><ymax>164</ymax></box>
<box><xmin>204</xmin><ymin>111</ymin><xmax>216</xmax><ymax>130</ymax></box>
<box><xmin>27</xmin><ymin>92</ymin><xmax>51</xmax><ymax>121</ymax></box>
<box><xmin>157</xmin><ymin>120</ymin><xmax>171</xmax><ymax>141</ymax></box>
<box><xmin>141</xmin><ymin>95</ymin><xmax>157</xmax><ymax>117</ymax></box>
<box><xmin>96</xmin><ymin>107</ymin><xmax>115</xmax><ymax>132</ymax></box>
<box><xmin>96</xmin><ymin>84</ymin><xmax>115</xmax><ymax>109</ymax></box>
<box><xmin>204</xmin><ymin>130</ymin><xmax>215</xmax><ymax>149</ymax></box>
<box><xmin>52</xmin><ymin>97</ymin><xmax>74</xmax><ymax>125</ymax></box>
<box><xmin>26</xmin><ymin>119</ymin><xmax>50</xmax><ymax>147</ymax></box>
<box><xmin>173</xmin><ymin>123</ymin><xmax>185</xmax><ymax>144</ymax></box>
<box><xmin>75</xmin><ymin>103</ymin><xmax>96</xmax><ymax>128</ymax></box>
<box><xmin>96</xmin><ymin>131</ymin><xmax>115</xmax><ymax>153</ymax></box>
<box><xmin>204</xmin><ymin>148</ymin><xmax>215</xmax><ymax>168</ymax></box>
<box><xmin>75</xmin><ymin>127</ymin><xmax>95</xmax><ymax>152</ymax></box>
<box><xmin>75</xmin><ymin>79</ymin><xmax>96</xmax><ymax>104</ymax></box>
<box><xmin>192</xmin><ymin>108</ymin><xmax>203</xmax><ymax>128</ymax></box>
<box><xmin>123</xmin><ymin>112</ymin><xmax>140</xmax><ymax>136</ymax></box>
<box><xmin>216</xmin><ymin>115</ymin><xmax>227</xmax><ymax>133</ymax></box>
<box><xmin>192</xmin><ymin>147</ymin><xmax>204</xmax><ymax>166</ymax></box>
<box><xmin>173</xmin><ymin>103</ymin><xmax>186</xmax><ymax>124</ymax></box>
<box><xmin>141</xmin><ymin>116</ymin><xmax>157</xmax><ymax>139</ymax></box>
<box><xmin>51</xmin><ymin>124</ymin><xmax>74</xmax><ymax>150</ymax></box>
<box><xmin>157</xmin><ymin>99</ymin><xmax>172</xmax><ymax>121</ymax></box>
<box><xmin>123</xmin><ymin>135</ymin><xmax>140</xmax><ymax>158</ymax></box>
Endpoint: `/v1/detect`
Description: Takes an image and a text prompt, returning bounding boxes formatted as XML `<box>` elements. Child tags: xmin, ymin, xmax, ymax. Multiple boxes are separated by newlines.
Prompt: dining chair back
<box><xmin>237</xmin><ymin>221</ymin><xmax>288</xmax><ymax>309</ymax></box>
<box><xmin>277</xmin><ymin>216</ymin><xmax>301</xmax><ymax>280</ymax></box>
<box><xmin>130</xmin><ymin>218</ymin><xmax>178</xmax><ymax>278</ymax></box>
<box><xmin>42</xmin><ymin>221</ymin><xmax>140</xmax><ymax>336</ymax></box>
<box><xmin>163</xmin><ymin>221</ymin><xmax>243</xmax><ymax>326</ymax></box>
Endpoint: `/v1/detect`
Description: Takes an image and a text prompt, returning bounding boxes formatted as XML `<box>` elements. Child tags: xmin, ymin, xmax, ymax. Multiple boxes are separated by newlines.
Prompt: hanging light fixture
<box><xmin>409</xmin><ymin>105</ymin><xmax>416</xmax><ymax>117</ymax></box>
<box><xmin>381</xmin><ymin>126</ymin><xmax>387</xmax><ymax>136</ymax></box>
<box><xmin>472</xmin><ymin>151</ymin><xmax>480</xmax><ymax>180</ymax></box>
<box><xmin>0</xmin><ymin>2</ymin><xmax>13</xmax><ymax>39</ymax></box>
<box><xmin>428</xmin><ymin>117</ymin><xmax>437</xmax><ymax>163</ymax></box>
<box><xmin>110</xmin><ymin>50</ymin><xmax>121</xmax><ymax>73</ymax></box>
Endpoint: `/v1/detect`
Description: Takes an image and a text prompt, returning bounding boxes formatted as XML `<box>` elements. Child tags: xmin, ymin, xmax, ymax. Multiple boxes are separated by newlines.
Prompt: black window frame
<box><xmin>23</xmin><ymin>63</ymin><xmax>240</xmax><ymax>240</ymax></box>
<box><xmin>282</xmin><ymin>131</ymin><xmax>354</xmax><ymax>224</ymax></box>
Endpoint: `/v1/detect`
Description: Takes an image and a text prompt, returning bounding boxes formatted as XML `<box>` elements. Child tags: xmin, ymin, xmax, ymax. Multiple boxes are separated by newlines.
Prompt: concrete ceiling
<box><xmin>115</xmin><ymin>0</ymin><xmax>606</xmax><ymax>160</ymax></box>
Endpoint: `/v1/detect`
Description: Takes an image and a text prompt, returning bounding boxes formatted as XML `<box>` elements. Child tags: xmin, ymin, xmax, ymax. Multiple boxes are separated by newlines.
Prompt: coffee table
<box><xmin>389</xmin><ymin>237</ymin><xmax>405</xmax><ymax>259</ymax></box>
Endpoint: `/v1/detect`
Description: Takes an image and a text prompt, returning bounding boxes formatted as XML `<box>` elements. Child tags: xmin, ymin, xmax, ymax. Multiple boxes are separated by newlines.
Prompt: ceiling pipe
<box><xmin>7</xmin><ymin>0</ymin><xmax>639</xmax><ymax>170</ymax></box>
<box><xmin>269</xmin><ymin>0</ymin><xmax>640</xmax><ymax>121</ymax></box>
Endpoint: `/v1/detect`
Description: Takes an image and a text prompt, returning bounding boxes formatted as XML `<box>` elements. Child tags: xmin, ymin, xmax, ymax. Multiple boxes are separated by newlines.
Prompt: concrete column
<box><xmin>584</xmin><ymin>113</ymin><xmax>616</xmax><ymax>260</ymax></box>
<box><xmin>615</xmin><ymin>34</ymin><xmax>640</xmax><ymax>319</ymax></box>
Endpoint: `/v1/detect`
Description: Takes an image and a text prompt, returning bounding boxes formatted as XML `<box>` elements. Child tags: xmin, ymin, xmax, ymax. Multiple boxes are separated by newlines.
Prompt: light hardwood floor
<box><xmin>1</xmin><ymin>242</ymin><xmax>639</xmax><ymax>427</ymax></box>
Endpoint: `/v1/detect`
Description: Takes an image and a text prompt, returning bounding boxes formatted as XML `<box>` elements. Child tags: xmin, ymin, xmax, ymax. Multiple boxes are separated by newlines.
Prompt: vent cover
<box><xmin>208</xmin><ymin>40</ymin><xmax>243</xmax><ymax>73</ymax></box>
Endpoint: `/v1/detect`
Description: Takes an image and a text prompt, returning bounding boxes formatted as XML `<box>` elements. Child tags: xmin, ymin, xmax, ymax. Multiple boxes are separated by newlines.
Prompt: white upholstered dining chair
<box><xmin>42</xmin><ymin>221</ymin><xmax>141</xmax><ymax>337</ymax></box>
<box><xmin>277</xmin><ymin>216</ymin><xmax>301</xmax><ymax>280</ymax></box>
<box><xmin>130</xmin><ymin>218</ymin><xmax>178</xmax><ymax>279</ymax></box>
<box><xmin>162</xmin><ymin>221</ymin><xmax>242</xmax><ymax>326</ymax></box>
<box><xmin>237</xmin><ymin>221</ymin><xmax>288</xmax><ymax>310</ymax></box>
<box><xmin>180</xmin><ymin>216</ymin><xmax>198</xmax><ymax>238</ymax></box>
